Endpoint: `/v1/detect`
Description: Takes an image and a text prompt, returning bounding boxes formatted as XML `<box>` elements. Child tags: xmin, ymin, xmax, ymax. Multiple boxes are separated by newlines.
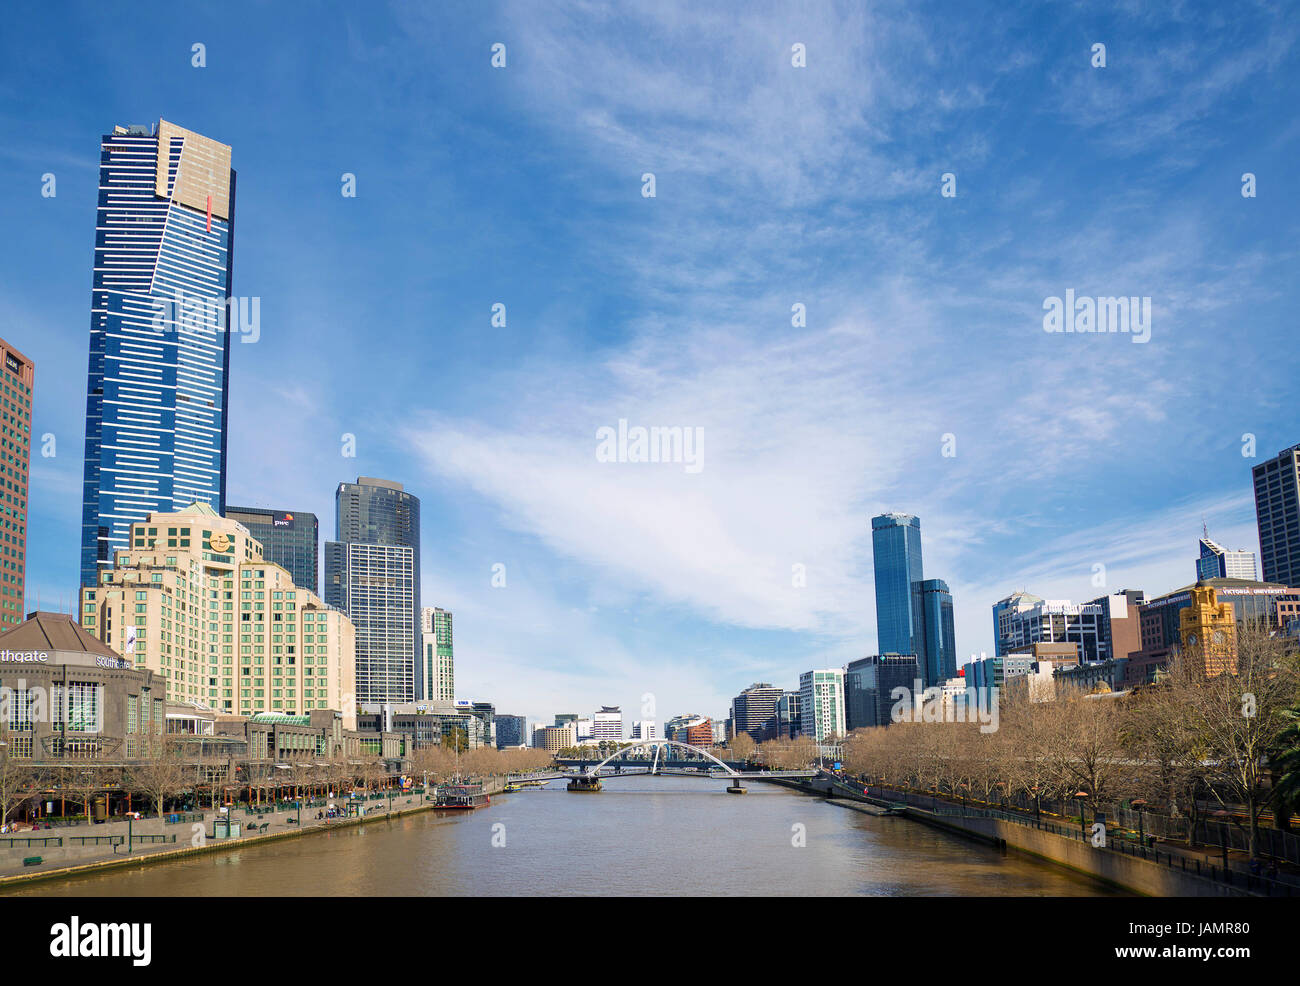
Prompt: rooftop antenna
<box><xmin>1202</xmin><ymin>516</ymin><xmax>1209</xmax><ymax>540</ymax></box>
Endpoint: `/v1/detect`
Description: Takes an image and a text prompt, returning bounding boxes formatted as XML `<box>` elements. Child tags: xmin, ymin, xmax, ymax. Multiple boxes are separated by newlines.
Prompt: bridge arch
<box><xmin>585</xmin><ymin>739</ymin><xmax>739</xmax><ymax>778</ymax></box>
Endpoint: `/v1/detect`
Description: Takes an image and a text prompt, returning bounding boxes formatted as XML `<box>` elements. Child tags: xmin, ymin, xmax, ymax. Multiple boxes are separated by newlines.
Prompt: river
<box><xmin>2</xmin><ymin>777</ymin><xmax>1122</xmax><ymax>896</ymax></box>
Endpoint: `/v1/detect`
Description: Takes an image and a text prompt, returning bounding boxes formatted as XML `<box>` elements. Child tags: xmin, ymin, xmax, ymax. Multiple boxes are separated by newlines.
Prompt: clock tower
<box><xmin>1179</xmin><ymin>584</ymin><xmax>1237</xmax><ymax>677</ymax></box>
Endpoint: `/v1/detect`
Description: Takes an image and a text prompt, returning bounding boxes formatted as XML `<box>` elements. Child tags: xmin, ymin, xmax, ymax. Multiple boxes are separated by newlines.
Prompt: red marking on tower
<box><xmin>206</xmin><ymin>194</ymin><xmax>212</xmax><ymax>232</ymax></box>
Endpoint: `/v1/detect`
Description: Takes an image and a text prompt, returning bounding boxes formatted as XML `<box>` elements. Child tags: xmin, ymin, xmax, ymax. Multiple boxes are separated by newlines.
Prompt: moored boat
<box><xmin>433</xmin><ymin>783</ymin><xmax>489</xmax><ymax>810</ymax></box>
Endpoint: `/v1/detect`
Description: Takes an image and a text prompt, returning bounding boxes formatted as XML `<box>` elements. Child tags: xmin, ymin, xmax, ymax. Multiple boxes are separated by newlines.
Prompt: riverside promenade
<box><xmin>0</xmin><ymin>777</ymin><xmax>507</xmax><ymax>888</ymax></box>
<box><xmin>782</xmin><ymin>771</ymin><xmax>1296</xmax><ymax>897</ymax></box>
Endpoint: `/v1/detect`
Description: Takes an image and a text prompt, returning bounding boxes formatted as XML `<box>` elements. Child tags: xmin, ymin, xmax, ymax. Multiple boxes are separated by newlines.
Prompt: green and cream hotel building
<box><xmin>80</xmin><ymin>503</ymin><xmax>357</xmax><ymax>728</ymax></box>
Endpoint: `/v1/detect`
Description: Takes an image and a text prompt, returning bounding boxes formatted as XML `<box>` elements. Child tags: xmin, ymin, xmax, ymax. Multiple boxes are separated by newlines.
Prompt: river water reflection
<box><xmin>4</xmin><ymin>777</ymin><xmax>1123</xmax><ymax>897</ymax></box>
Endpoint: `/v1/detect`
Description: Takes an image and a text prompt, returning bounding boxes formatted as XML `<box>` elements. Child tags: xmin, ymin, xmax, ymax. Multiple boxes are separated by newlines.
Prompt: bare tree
<box><xmin>1181</xmin><ymin>625</ymin><xmax>1300</xmax><ymax>860</ymax></box>
<box><xmin>126</xmin><ymin>735</ymin><xmax>190</xmax><ymax>819</ymax></box>
<box><xmin>0</xmin><ymin>728</ymin><xmax>42</xmax><ymax>829</ymax></box>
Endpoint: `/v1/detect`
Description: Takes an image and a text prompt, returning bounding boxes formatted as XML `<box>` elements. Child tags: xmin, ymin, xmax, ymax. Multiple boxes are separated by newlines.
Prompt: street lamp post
<box><xmin>1131</xmin><ymin>798</ymin><xmax>1148</xmax><ymax>850</ymax></box>
<box><xmin>1031</xmin><ymin>785</ymin><xmax>1041</xmax><ymax>827</ymax></box>
<box><xmin>1075</xmin><ymin>791</ymin><xmax>1090</xmax><ymax>839</ymax></box>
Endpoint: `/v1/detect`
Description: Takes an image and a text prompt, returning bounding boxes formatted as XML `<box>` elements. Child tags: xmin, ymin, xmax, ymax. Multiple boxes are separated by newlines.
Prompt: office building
<box><xmin>798</xmin><ymin>668</ymin><xmax>846</xmax><ymax>742</ymax></box>
<box><xmin>961</xmin><ymin>653</ymin><xmax>1034</xmax><ymax>693</ymax></box>
<box><xmin>916</xmin><ymin>578</ymin><xmax>957</xmax><ymax>687</ymax></box>
<box><xmin>1253</xmin><ymin>445</ymin><xmax>1300</xmax><ymax>586</ymax></box>
<box><xmin>630</xmin><ymin>720</ymin><xmax>656</xmax><ymax>740</ymax></box>
<box><xmin>845</xmin><ymin>653</ymin><xmax>918</xmax><ymax>730</ymax></box>
<box><xmin>776</xmin><ymin>690</ymin><xmax>801</xmax><ymax>738</ymax></box>
<box><xmin>871</xmin><ymin>513</ymin><xmax>924</xmax><ymax>657</ymax></box>
<box><xmin>0</xmin><ymin>339</ymin><xmax>32</xmax><ymax>628</ymax></box>
<box><xmin>730</xmin><ymin>682</ymin><xmax>783</xmax><ymax>741</ymax></box>
<box><xmin>470</xmin><ymin>701</ymin><xmax>496</xmax><ymax>746</ymax></box>
<box><xmin>79</xmin><ymin>503</ymin><xmax>356</xmax><ymax>724</ymax></box>
<box><xmin>0</xmin><ymin>611</ymin><xmax>164</xmax><ymax>760</ymax></box>
<box><xmin>225</xmin><ymin>507</ymin><xmax>319</xmax><ymax>594</ymax></box>
<box><xmin>991</xmin><ymin>591</ymin><xmax>1043</xmax><ymax>656</ymax></box>
<box><xmin>1088</xmin><ymin>590</ymin><xmax>1145</xmax><ymax>663</ymax></box>
<box><xmin>495</xmin><ymin>714</ymin><xmax>527</xmax><ymax>748</ymax></box>
<box><xmin>592</xmin><ymin>706</ymin><xmax>623</xmax><ymax>741</ymax></box>
<box><xmin>664</xmin><ymin>713</ymin><xmax>713</xmax><ymax>747</ymax></box>
<box><xmin>1196</xmin><ymin>537</ymin><xmax>1257</xmax><ymax>582</ymax></box>
<box><xmin>79</xmin><ymin>121</ymin><xmax>236</xmax><ymax>591</ymax></box>
<box><xmin>1002</xmin><ymin>599</ymin><xmax>1105</xmax><ymax>664</ymax></box>
<box><xmin>420</xmin><ymin>606</ymin><xmax>454</xmax><ymax>702</ymax></box>
<box><xmin>325</xmin><ymin>478</ymin><xmax>420</xmax><ymax>704</ymax></box>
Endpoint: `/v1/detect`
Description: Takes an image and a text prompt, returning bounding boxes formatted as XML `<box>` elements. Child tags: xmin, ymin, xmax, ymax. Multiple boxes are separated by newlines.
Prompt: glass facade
<box><xmin>917</xmin><ymin>578</ymin><xmax>957</xmax><ymax>687</ymax></box>
<box><xmin>845</xmin><ymin>653</ymin><xmax>919</xmax><ymax>729</ymax></box>
<box><xmin>1253</xmin><ymin>445</ymin><xmax>1300</xmax><ymax>586</ymax></box>
<box><xmin>325</xmin><ymin>478</ymin><xmax>421</xmax><ymax>704</ymax></box>
<box><xmin>226</xmin><ymin>506</ymin><xmax>319</xmax><ymax>593</ymax></box>
<box><xmin>871</xmin><ymin>513</ymin><xmax>924</xmax><ymax>658</ymax></box>
<box><xmin>79</xmin><ymin>121</ymin><xmax>236</xmax><ymax>591</ymax></box>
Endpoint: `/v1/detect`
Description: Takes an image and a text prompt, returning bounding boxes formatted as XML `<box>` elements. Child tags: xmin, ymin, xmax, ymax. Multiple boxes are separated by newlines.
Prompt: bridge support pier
<box><xmin>726</xmin><ymin>782</ymin><xmax>746</xmax><ymax>794</ymax></box>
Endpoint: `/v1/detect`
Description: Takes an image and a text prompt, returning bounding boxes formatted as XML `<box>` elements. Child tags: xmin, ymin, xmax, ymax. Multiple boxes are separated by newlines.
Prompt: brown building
<box><xmin>0</xmin><ymin>338</ymin><xmax>32</xmax><ymax>629</ymax></box>
<box><xmin>0</xmin><ymin>611</ymin><xmax>164</xmax><ymax>761</ymax></box>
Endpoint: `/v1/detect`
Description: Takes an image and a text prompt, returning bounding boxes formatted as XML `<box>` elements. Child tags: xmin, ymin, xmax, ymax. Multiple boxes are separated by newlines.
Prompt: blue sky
<box><xmin>1</xmin><ymin>0</ymin><xmax>1297</xmax><ymax>729</ymax></box>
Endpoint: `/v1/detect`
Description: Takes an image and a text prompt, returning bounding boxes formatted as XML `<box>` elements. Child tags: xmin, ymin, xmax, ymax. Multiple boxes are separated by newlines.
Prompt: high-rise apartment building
<box><xmin>79</xmin><ymin>121</ymin><xmax>236</xmax><ymax>592</ymax></box>
<box><xmin>225</xmin><ymin>507</ymin><xmax>319</xmax><ymax>594</ymax></box>
<box><xmin>630</xmin><ymin>720</ymin><xmax>656</xmax><ymax>740</ymax></box>
<box><xmin>798</xmin><ymin>668</ymin><xmax>846</xmax><ymax>742</ymax></box>
<box><xmin>0</xmin><ymin>339</ymin><xmax>32</xmax><ymax>628</ymax></box>
<box><xmin>872</xmin><ymin>513</ymin><xmax>924</xmax><ymax>658</ymax></box>
<box><xmin>79</xmin><ymin>503</ymin><xmax>356</xmax><ymax>724</ymax></box>
<box><xmin>420</xmin><ymin>606</ymin><xmax>454</xmax><ymax>702</ymax></box>
<box><xmin>1254</xmin><ymin>445</ymin><xmax>1300</xmax><ymax>587</ymax></box>
<box><xmin>325</xmin><ymin>478</ymin><xmax>420</xmax><ymax>704</ymax></box>
<box><xmin>729</xmin><ymin>682</ymin><xmax>783</xmax><ymax>741</ymax></box>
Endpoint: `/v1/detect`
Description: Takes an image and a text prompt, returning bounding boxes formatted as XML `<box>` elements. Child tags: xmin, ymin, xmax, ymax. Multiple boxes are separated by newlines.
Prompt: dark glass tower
<box><xmin>325</xmin><ymin>478</ymin><xmax>421</xmax><ymax>703</ymax></box>
<box><xmin>1252</xmin><ymin>445</ymin><xmax>1300</xmax><ymax>586</ymax></box>
<box><xmin>79</xmin><ymin>121</ymin><xmax>235</xmax><ymax>591</ymax></box>
<box><xmin>916</xmin><ymin>578</ymin><xmax>957</xmax><ymax>688</ymax></box>
<box><xmin>225</xmin><ymin>507</ymin><xmax>319</xmax><ymax>593</ymax></box>
<box><xmin>871</xmin><ymin>513</ymin><xmax>925</xmax><ymax>658</ymax></box>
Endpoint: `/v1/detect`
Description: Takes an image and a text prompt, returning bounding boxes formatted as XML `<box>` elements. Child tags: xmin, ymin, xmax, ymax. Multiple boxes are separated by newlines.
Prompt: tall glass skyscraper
<box><xmin>916</xmin><ymin>578</ymin><xmax>957</xmax><ymax>687</ymax></box>
<box><xmin>325</xmin><ymin>478</ymin><xmax>421</xmax><ymax>703</ymax></box>
<box><xmin>871</xmin><ymin>513</ymin><xmax>925</xmax><ymax>658</ymax></box>
<box><xmin>79</xmin><ymin>121</ymin><xmax>235</xmax><ymax>591</ymax></box>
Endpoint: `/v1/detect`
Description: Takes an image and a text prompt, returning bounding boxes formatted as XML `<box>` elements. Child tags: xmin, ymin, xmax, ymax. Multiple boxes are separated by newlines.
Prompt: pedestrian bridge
<box><xmin>551</xmin><ymin>739</ymin><xmax>815</xmax><ymax>792</ymax></box>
